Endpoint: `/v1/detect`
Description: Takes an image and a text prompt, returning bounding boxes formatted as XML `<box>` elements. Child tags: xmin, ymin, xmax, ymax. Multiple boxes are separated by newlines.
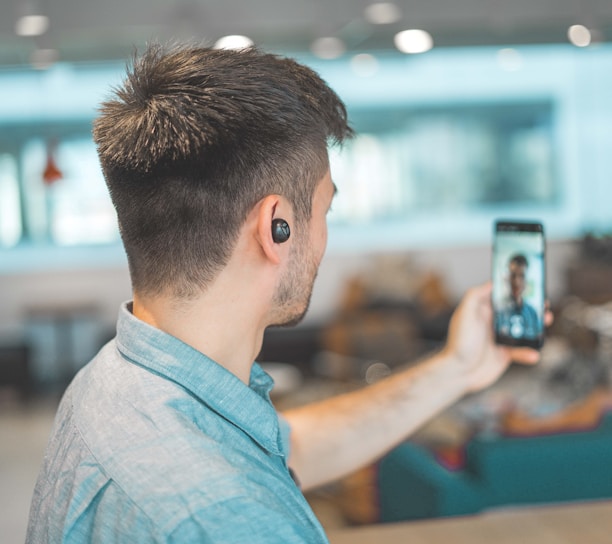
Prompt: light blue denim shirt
<box><xmin>27</xmin><ymin>303</ymin><xmax>329</xmax><ymax>543</ymax></box>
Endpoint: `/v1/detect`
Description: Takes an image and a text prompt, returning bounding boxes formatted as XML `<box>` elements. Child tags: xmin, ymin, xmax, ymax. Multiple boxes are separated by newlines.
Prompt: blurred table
<box><xmin>328</xmin><ymin>500</ymin><xmax>612</xmax><ymax>544</ymax></box>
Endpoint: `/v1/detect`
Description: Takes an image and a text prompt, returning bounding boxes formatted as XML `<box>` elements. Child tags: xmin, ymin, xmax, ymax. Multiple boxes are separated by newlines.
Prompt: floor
<box><xmin>0</xmin><ymin>391</ymin><xmax>58</xmax><ymax>544</ymax></box>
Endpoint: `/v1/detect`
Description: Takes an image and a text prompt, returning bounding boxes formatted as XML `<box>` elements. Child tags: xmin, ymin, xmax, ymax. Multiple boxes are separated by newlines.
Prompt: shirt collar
<box><xmin>114</xmin><ymin>302</ymin><xmax>284</xmax><ymax>456</ymax></box>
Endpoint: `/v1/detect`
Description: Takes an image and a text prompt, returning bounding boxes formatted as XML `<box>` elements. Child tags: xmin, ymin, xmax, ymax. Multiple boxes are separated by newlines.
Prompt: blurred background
<box><xmin>2</xmin><ymin>0</ymin><xmax>612</xmax><ymax>541</ymax></box>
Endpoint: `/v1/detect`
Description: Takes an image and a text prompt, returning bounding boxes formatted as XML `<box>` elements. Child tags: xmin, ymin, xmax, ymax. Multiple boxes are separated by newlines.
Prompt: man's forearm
<box><xmin>283</xmin><ymin>348</ymin><xmax>467</xmax><ymax>491</ymax></box>
<box><xmin>284</xmin><ymin>283</ymin><xmax>544</xmax><ymax>491</ymax></box>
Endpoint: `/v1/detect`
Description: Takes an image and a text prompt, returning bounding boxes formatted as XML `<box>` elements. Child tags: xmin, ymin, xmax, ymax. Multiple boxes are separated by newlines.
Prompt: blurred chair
<box><xmin>0</xmin><ymin>343</ymin><xmax>31</xmax><ymax>401</ymax></box>
<box><xmin>25</xmin><ymin>304</ymin><xmax>101</xmax><ymax>390</ymax></box>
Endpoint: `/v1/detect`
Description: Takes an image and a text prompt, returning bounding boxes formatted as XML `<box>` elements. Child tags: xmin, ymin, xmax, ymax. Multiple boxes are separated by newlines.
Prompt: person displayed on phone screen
<box><xmin>496</xmin><ymin>254</ymin><xmax>540</xmax><ymax>340</ymax></box>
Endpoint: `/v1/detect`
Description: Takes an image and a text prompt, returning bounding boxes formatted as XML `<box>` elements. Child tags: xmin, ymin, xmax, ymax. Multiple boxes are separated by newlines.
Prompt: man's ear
<box><xmin>255</xmin><ymin>195</ymin><xmax>292</xmax><ymax>265</ymax></box>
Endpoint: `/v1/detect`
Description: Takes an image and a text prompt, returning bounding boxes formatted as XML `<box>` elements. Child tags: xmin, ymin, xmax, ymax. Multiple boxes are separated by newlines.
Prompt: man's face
<box><xmin>271</xmin><ymin>169</ymin><xmax>335</xmax><ymax>327</ymax></box>
<box><xmin>509</xmin><ymin>261</ymin><xmax>527</xmax><ymax>300</ymax></box>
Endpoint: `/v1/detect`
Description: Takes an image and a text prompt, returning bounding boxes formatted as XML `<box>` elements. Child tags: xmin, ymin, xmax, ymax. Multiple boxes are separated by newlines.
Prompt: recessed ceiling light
<box><xmin>364</xmin><ymin>2</ymin><xmax>402</xmax><ymax>25</ymax></box>
<box><xmin>15</xmin><ymin>14</ymin><xmax>49</xmax><ymax>37</ymax></box>
<box><xmin>567</xmin><ymin>24</ymin><xmax>591</xmax><ymax>47</ymax></box>
<box><xmin>213</xmin><ymin>35</ymin><xmax>254</xmax><ymax>50</ymax></box>
<box><xmin>394</xmin><ymin>29</ymin><xmax>433</xmax><ymax>54</ymax></box>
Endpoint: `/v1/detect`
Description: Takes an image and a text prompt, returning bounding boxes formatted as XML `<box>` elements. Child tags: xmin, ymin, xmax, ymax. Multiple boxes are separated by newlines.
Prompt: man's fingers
<box><xmin>544</xmin><ymin>309</ymin><xmax>554</xmax><ymax>327</ymax></box>
<box><xmin>508</xmin><ymin>347</ymin><xmax>541</xmax><ymax>365</ymax></box>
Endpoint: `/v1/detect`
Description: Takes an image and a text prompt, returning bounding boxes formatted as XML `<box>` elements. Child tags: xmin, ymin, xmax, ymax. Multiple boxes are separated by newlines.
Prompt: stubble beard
<box><xmin>270</xmin><ymin>236</ymin><xmax>319</xmax><ymax>328</ymax></box>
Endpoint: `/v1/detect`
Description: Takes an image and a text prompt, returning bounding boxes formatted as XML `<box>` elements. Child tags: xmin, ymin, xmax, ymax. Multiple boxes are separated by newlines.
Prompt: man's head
<box><xmin>93</xmin><ymin>43</ymin><xmax>352</xmax><ymax>299</ymax></box>
<box><xmin>508</xmin><ymin>253</ymin><xmax>528</xmax><ymax>301</ymax></box>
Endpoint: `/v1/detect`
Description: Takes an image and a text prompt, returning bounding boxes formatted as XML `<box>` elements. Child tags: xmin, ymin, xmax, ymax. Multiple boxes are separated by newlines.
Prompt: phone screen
<box><xmin>492</xmin><ymin>220</ymin><xmax>545</xmax><ymax>348</ymax></box>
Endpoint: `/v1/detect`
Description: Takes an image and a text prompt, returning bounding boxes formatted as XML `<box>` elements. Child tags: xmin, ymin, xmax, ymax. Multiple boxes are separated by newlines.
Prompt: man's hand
<box><xmin>444</xmin><ymin>282</ymin><xmax>552</xmax><ymax>394</ymax></box>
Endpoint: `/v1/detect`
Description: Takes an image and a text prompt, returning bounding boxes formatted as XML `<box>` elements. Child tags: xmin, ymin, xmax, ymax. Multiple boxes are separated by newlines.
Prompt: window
<box><xmin>0</xmin><ymin>153</ymin><xmax>22</xmax><ymax>248</ymax></box>
<box><xmin>1</xmin><ymin>45</ymin><xmax>612</xmax><ymax>267</ymax></box>
<box><xmin>0</xmin><ymin>61</ymin><xmax>125</xmax><ymax>271</ymax></box>
<box><xmin>20</xmin><ymin>136</ymin><xmax>118</xmax><ymax>246</ymax></box>
<box><xmin>329</xmin><ymin>102</ymin><xmax>556</xmax><ymax>225</ymax></box>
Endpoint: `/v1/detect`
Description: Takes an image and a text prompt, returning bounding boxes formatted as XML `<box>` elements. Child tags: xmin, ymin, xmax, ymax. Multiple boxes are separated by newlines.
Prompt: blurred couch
<box><xmin>377</xmin><ymin>411</ymin><xmax>612</xmax><ymax>522</ymax></box>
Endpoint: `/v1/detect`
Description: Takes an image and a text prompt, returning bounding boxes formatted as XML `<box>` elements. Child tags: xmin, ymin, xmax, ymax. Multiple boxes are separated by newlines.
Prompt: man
<box><xmin>497</xmin><ymin>254</ymin><xmax>540</xmax><ymax>340</ymax></box>
<box><xmin>27</xmin><ymin>44</ymin><xmax>544</xmax><ymax>543</ymax></box>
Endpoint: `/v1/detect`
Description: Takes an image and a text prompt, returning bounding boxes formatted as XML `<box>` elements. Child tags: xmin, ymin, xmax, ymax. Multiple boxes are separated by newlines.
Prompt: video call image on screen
<box><xmin>492</xmin><ymin>229</ymin><xmax>545</xmax><ymax>342</ymax></box>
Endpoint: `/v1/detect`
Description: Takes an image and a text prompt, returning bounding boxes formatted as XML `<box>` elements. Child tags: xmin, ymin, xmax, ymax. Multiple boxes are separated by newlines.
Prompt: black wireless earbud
<box><xmin>271</xmin><ymin>218</ymin><xmax>291</xmax><ymax>243</ymax></box>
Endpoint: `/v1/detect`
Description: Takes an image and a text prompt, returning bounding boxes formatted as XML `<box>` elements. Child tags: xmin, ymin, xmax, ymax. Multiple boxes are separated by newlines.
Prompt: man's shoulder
<box><xmin>66</xmin><ymin>354</ymin><xmax>277</xmax><ymax>505</ymax></box>
<box><xmin>30</xmin><ymin>375</ymin><xmax>283</xmax><ymax>540</ymax></box>
<box><xmin>30</xmin><ymin>345</ymin><xmax>326</xmax><ymax>543</ymax></box>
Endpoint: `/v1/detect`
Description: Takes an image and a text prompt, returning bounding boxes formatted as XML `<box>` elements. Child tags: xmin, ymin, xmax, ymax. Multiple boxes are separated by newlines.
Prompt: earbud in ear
<box><xmin>271</xmin><ymin>218</ymin><xmax>291</xmax><ymax>243</ymax></box>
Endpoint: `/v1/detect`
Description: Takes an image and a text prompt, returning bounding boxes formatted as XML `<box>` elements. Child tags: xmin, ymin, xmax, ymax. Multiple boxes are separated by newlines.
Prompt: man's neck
<box><xmin>132</xmin><ymin>286</ymin><xmax>269</xmax><ymax>385</ymax></box>
<box><xmin>512</xmin><ymin>295</ymin><xmax>523</xmax><ymax>307</ymax></box>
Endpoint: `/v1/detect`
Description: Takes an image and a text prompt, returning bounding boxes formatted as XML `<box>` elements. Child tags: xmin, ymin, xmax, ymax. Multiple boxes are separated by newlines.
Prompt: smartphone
<box><xmin>492</xmin><ymin>220</ymin><xmax>545</xmax><ymax>349</ymax></box>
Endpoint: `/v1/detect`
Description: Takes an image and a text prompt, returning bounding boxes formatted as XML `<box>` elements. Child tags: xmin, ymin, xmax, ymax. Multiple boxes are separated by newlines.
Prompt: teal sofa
<box><xmin>377</xmin><ymin>413</ymin><xmax>612</xmax><ymax>522</ymax></box>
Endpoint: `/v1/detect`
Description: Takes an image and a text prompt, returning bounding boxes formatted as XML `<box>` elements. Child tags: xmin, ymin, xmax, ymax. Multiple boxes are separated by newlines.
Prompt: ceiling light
<box><xmin>15</xmin><ymin>14</ymin><xmax>49</xmax><ymax>37</ymax></box>
<box><xmin>311</xmin><ymin>37</ymin><xmax>346</xmax><ymax>59</ymax></box>
<box><xmin>394</xmin><ymin>29</ymin><xmax>433</xmax><ymax>54</ymax></box>
<box><xmin>213</xmin><ymin>35</ymin><xmax>254</xmax><ymax>50</ymax></box>
<box><xmin>364</xmin><ymin>2</ymin><xmax>402</xmax><ymax>25</ymax></box>
<box><xmin>567</xmin><ymin>24</ymin><xmax>591</xmax><ymax>47</ymax></box>
<box><xmin>497</xmin><ymin>48</ymin><xmax>523</xmax><ymax>71</ymax></box>
<box><xmin>350</xmin><ymin>53</ymin><xmax>379</xmax><ymax>77</ymax></box>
